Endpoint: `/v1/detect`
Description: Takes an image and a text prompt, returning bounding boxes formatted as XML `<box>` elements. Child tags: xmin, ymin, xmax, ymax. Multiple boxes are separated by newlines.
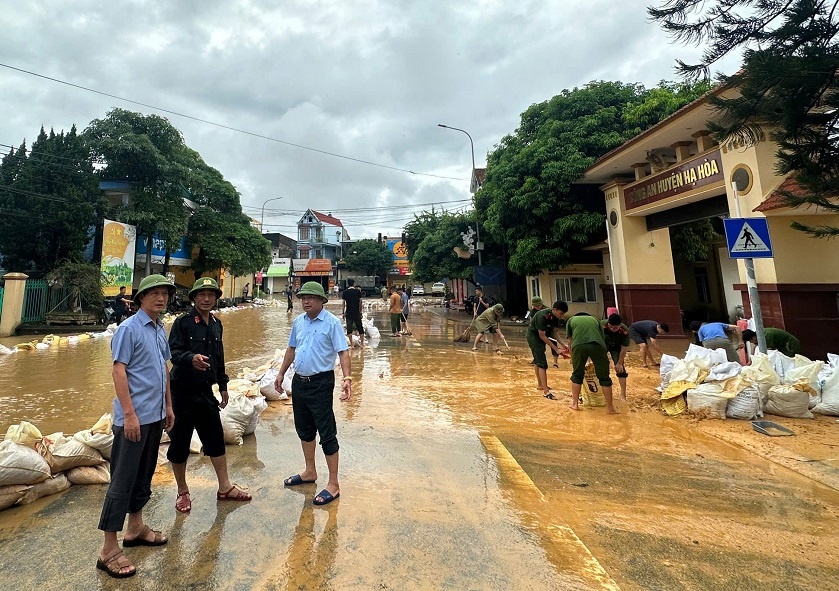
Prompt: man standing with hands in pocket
<box><xmin>167</xmin><ymin>277</ymin><xmax>251</xmax><ymax>515</ymax></box>
<box><xmin>96</xmin><ymin>275</ymin><xmax>176</xmax><ymax>579</ymax></box>
<box><xmin>275</xmin><ymin>281</ymin><xmax>352</xmax><ymax>506</ymax></box>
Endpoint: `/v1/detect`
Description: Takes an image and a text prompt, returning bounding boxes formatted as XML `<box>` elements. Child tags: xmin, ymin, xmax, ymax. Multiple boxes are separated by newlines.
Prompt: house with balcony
<box><xmin>295</xmin><ymin>210</ymin><xmax>349</xmax><ymax>289</ymax></box>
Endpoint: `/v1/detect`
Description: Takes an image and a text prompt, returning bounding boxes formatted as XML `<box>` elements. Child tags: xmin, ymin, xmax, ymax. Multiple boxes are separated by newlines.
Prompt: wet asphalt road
<box><xmin>0</xmin><ymin>301</ymin><xmax>838</xmax><ymax>590</ymax></box>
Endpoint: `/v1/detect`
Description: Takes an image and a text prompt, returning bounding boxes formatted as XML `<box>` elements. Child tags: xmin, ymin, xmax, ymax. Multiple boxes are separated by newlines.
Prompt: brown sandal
<box><xmin>175</xmin><ymin>490</ymin><xmax>191</xmax><ymax>514</ymax></box>
<box><xmin>123</xmin><ymin>524</ymin><xmax>168</xmax><ymax>547</ymax></box>
<box><xmin>217</xmin><ymin>483</ymin><xmax>252</xmax><ymax>501</ymax></box>
<box><xmin>96</xmin><ymin>549</ymin><xmax>136</xmax><ymax>578</ymax></box>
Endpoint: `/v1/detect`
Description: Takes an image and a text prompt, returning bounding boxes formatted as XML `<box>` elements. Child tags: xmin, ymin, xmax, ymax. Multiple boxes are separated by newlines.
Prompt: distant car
<box><xmin>411</xmin><ymin>284</ymin><xmax>425</xmax><ymax>295</ymax></box>
<box><xmin>431</xmin><ymin>282</ymin><xmax>446</xmax><ymax>295</ymax></box>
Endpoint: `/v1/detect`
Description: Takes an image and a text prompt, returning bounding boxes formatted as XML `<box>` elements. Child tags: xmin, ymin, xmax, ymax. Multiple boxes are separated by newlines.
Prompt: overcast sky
<box><xmin>0</xmin><ymin>1</ymin><xmax>741</xmax><ymax>240</ymax></box>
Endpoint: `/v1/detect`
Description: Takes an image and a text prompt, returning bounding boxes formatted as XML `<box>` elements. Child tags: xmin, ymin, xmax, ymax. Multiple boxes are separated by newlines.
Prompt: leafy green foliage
<box><xmin>343</xmin><ymin>239</ymin><xmax>394</xmax><ymax>276</ymax></box>
<box><xmin>670</xmin><ymin>219</ymin><xmax>722</xmax><ymax>262</ymax></box>
<box><xmin>650</xmin><ymin>0</ymin><xmax>839</xmax><ymax>238</ymax></box>
<box><xmin>188</xmin><ymin>208</ymin><xmax>271</xmax><ymax>278</ymax></box>
<box><xmin>0</xmin><ymin>126</ymin><xmax>103</xmax><ymax>271</ymax></box>
<box><xmin>47</xmin><ymin>261</ymin><xmax>104</xmax><ymax>312</ymax></box>
<box><xmin>404</xmin><ymin>210</ymin><xmax>478</xmax><ymax>282</ymax></box>
<box><xmin>478</xmin><ymin>80</ymin><xmax>711</xmax><ymax>275</ymax></box>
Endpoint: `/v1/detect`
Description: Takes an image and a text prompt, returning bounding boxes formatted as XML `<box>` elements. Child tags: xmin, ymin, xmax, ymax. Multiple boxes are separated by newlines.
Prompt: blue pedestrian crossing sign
<box><xmin>724</xmin><ymin>218</ymin><xmax>773</xmax><ymax>258</ymax></box>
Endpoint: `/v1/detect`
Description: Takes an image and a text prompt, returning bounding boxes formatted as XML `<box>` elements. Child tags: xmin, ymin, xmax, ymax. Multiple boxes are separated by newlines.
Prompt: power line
<box><xmin>0</xmin><ymin>62</ymin><xmax>470</xmax><ymax>182</ymax></box>
<box><xmin>0</xmin><ymin>183</ymin><xmax>71</xmax><ymax>203</ymax></box>
<box><xmin>243</xmin><ymin>198</ymin><xmax>472</xmax><ymax>215</ymax></box>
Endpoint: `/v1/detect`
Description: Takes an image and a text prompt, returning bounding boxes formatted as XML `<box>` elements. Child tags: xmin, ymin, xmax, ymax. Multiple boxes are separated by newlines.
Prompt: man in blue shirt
<box><xmin>96</xmin><ymin>275</ymin><xmax>175</xmax><ymax>579</ymax></box>
<box><xmin>275</xmin><ymin>282</ymin><xmax>352</xmax><ymax>506</ymax></box>
<box><xmin>689</xmin><ymin>321</ymin><xmax>742</xmax><ymax>363</ymax></box>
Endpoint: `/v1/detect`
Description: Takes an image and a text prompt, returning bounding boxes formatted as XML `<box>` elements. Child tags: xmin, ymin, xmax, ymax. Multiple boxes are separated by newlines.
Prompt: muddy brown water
<box><xmin>1</xmin><ymin>301</ymin><xmax>838</xmax><ymax>590</ymax></box>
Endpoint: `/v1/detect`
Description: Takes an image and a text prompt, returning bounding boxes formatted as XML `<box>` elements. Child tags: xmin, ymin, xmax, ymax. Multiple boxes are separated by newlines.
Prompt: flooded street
<box><xmin>1</xmin><ymin>302</ymin><xmax>838</xmax><ymax>590</ymax></box>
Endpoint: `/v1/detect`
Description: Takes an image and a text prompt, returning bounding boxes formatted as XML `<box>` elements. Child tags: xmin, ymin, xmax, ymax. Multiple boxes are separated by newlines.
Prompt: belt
<box><xmin>294</xmin><ymin>371</ymin><xmax>333</xmax><ymax>382</ymax></box>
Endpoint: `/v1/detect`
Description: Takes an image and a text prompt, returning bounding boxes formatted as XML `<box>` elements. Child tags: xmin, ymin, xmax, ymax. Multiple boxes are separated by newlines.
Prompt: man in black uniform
<box><xmin>341</xmin><ymin>278</ymin><xmax>365</xmax><ymax>347</ymax></box>
<box><xmin>167</xmin><ymin>277</ymin><xmax>251</xmax><ymax>514</ymax></box>
<box><xmin>111</xmin><ymin>285</ymin><xmax>132</xmax><ymax>324</ymax></box>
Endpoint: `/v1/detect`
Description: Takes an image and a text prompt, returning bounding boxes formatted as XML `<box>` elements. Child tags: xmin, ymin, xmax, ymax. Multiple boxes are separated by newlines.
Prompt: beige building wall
<box><xmin>528</xmin><ymin>264</ymin><xmax>606</xmax><ymax>317</ymax></box>
<box><xmin>768</xmin><ymin>215</ymin><xmax>839</xmax><ymax>283</ymax></box>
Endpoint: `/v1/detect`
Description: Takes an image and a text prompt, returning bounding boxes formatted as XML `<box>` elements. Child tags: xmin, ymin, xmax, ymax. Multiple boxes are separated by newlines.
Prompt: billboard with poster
<box><xmin>100</xmin><ymin>219</ymin><xmax>137</xmax><ymax>297</ymax></box>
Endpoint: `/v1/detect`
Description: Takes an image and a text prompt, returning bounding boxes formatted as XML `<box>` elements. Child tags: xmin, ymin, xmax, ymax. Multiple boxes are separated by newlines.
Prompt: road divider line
<box><xmin>480</xmin><ymin>433</ymin><xmax>621</xmax><ymax>591</ymax></box>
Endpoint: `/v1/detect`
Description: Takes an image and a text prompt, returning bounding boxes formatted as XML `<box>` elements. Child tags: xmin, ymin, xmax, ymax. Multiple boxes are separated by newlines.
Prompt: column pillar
<box><xmin>0</xmin><ymin>273</ymin><xmax>29</xmax><ymax>337</ymax></box>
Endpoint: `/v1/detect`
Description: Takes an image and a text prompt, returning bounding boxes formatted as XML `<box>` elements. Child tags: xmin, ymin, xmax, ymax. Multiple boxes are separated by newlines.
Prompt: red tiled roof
<box><xmin>312</xmin><ymin>210</ymin><xmax>344</xmax><ymax>227</ymax></box>
<box><xmin>753</xmin><ymin>177</ymin><xmax>804</xmax><ymax>212</ymax></box>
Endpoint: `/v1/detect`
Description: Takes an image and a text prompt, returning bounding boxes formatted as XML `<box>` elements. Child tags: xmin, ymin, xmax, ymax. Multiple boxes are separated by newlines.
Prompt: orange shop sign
<box><xmin>292</xmin><ymin>258</ymin><xmax>333</xmax><ymax>275</ymax></box>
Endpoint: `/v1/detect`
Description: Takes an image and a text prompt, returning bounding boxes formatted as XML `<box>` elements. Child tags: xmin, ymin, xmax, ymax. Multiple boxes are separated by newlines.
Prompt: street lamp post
<box><xmin>260</xmin><ymin>196</ymin><xmax>284</xmax><ymax>233</ymax></box>
<box><xmin>438</xmin><ymin>123</ymin><xmax>481</xmax><ymax>266</ymax></box>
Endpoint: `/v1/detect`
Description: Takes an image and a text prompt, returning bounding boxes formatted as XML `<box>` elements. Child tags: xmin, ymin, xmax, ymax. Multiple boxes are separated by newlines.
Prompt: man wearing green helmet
<box><xmin>97</xmin><ymin>274</ymin><xmax>175</xmax><ymax>578</ymax></box>
<box><xmin>274</xmin><ymin>281</ymin><xmax>352</xmax><ymax>506</ymax></box>
<box><xmin>167</xmin><ymin>277</ymin><xmax>251</xmax><ymax>515</ymax></box>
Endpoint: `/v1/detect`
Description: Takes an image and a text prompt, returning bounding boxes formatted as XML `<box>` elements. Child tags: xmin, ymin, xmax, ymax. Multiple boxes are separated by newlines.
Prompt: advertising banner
<box><xmin>101</xmin><ymin>219</ymin><xmax>137</xmax><ymax>297</ymax></box>
<box><xmin>292</xmin><ymin>258</ymin><xmax>333</xmax><ymax>276</ymax></box>
<box><xmin>136</xmin><ymin>234</ymin><xmax>192</xmax><ymax>267</ymax></box>
<box><xmin>386</xmin><ymin>239</ymin><xmax>410</xmax><ymax>268</ymax></box>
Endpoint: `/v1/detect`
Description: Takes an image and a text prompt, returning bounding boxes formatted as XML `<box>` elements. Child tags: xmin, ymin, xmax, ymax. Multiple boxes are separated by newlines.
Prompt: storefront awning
<box><xmin>266</xmin><ymin>265</ymin><xmax>290</xmax><ymax>277</ymax></box>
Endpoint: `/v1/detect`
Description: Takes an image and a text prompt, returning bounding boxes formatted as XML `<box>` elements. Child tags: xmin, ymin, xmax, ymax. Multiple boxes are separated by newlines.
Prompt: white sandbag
<box><xmin>669</xmin><ymin>358</ymin><xmax>710</xmax><ymax>384</ymax></box>
<box><xmin>0</xmin><ymin>440</ymin><xmax>51</xmax><ymax>486</ymax></box>
<box><xmin>281</xmin><ymin>364</ymin><xmax>295</xmax><ymax>396</ymax></box>
<box><xmin>36</xmin><ymin>433</ymin><xmax>105</xmax><ymax>474</ymax></box>
<box><xmin>784</xmin><ymin>359</ymin><xmax>824</xmax><ymax>395</ymax></box>
<box><xmin>686</xmin><ymin>384</ymin><xmax>732</xmax><ymax>419</ymax></box>
<box><xmin>685</xmin><ymin>344</ymin><xmax>727</xmax><ymax>367</ymax></box>
<box><xmin>259</xmin><ymin>368</ymin><xmax>283</xmax><ymax>400</ymax></box>
<box><xmin>66</xmin><ymin>463</ymin><xmax>110</xmax><ymax>485</ymax></box>
<box><xmin>768</xmin><ymin>350</ymin><xmax>796</xmax><ymax>381</ymax></box>
<box><xmin>764</xmin><ymin>385</ymin><xmax>813</xmax><ymax>419</ymax></box>
<box><xmin>72</xmin><ymin>413</ymin><xmax>114</xmax><ymax>460</ymax></box>
<box><xmin>17</xmin><ymin>473</ymin><xmax>71</xmax><ymax>505</ymax></box>
<box><xmin>366</xmin><ymin>324</ymin><xmax>381</xmax><ymax>339</ymax></box>
<box><xmin>189</xmin><ymin>431</ymin><xmax>203</xmax><ymax>454</ymax></box>
<box><xmin>813</xmin><ymin>367</ymin><xmax>839</xmax><ymax>416</ymax></box>
<box><xmin>5</xmin><ymin>421</ymin><xmax>43</xmax><ymax>447</ymax></box>
<box><xmin>350</xmin><ymin>334</ymin><xmax>362</xmax><ymax>347</ymax></box>
<box><xmin>741</xmin><ymin>352</ymin><xmax>781</xmax><ymax>386</ymax></box>
<box><xmin>224</xmin><ymin>379</ymin><xmax>260</xmax><ymax>398</ymax></box>
<box><xmin>220</xmin><ymin>394</ymin><xmax>266</xmax><ymax>445</ymax></box>
<box><xmin>659</xmin><ymin>354</ymin><xmax>679</xmax><ymax>390</ymax></box>
<box><xmin>0</xmin><ymin>484</ymin><xmax>31</xmax><ymax>511</ymax></box>
<box><xmin>0</xmin><ymin>344</ymin><xmax>15</xmax><ymax>354</ymax></box>
<box><xmin>245</xmin><ymin>396</ymin><xmax>268</xmax><ymax>436</ymax></box>
<box><xmin>706</xmin><ymin>362</ymin><xmax>742</xmax><ymax>382</ymax></box>
<box><xmin>828</xmin><ymin>353</ymin><xmax>839</xmax><ymax>368</ymax></box>
<box><xmin>726</xmin><ymin>386</ymin><xmax>763</xmax><ymax>420</ymax></box>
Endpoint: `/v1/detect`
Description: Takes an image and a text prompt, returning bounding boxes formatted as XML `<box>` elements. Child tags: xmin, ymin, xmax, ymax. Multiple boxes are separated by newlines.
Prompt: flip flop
<box><xmin>123</xmin><ymin>525</ymin><xmax>168</xmax><ymax>547</ymax></box>
<box><xmin>313</xmin><ymin>489</ymin><xmax>340</xmax><ymax>506</ymax></box>
<box><xmin>543</xmin><ymin>392</ymin><xmax>558</xmax><ymax>400</ymax></box>
<box><xmin>284</xmin><ymin>474</ymin><xmax>316</xmax><ymax>487</ymax></box>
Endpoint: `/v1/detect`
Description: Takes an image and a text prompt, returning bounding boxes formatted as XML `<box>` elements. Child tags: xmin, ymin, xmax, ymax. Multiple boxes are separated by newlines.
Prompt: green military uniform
<box><xmin>764</xmin><ymin>327</ymin><xmax>801</xmax><ymax>357</ymax></box>
<box><xmin>526</xmin><ymin>308</ymin><xmax>560</xmax><ymax>369</ymax></box>
<box><xmin>566</xmin><ymin>314</ymin><xmax>612</xmax><ymax>387</ymax></box>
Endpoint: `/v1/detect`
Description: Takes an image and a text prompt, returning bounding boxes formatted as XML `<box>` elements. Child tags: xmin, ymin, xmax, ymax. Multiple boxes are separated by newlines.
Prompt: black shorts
<box><xmin>628</xmin><ymin>327</ymin><xmax>649</xmax><ymax>345</ymax></box>
<box><xmin>167</xmin><ymin>383</ymin><xmax>225</xmax><ymax>464</ymax></box>
<box><xmin>291</xmin><ymin>371</ymin><xmax>339</xmax><ymax>456</ymax></box>
<box><xmin>345</xmin><ymin>315</ymin><xmax>363</xmax><ymax>335</ymax></box>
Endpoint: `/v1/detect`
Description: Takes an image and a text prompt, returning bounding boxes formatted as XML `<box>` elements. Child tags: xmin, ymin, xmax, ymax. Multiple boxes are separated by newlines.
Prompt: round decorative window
<box><xmin>609</xmin><ymin>210</ymin><xmax>618</xmax><ymax>227</ymax></box>
<box><xmin>731</xmin><ymin>164</ymin><xmax>753</xmax><ymax>194</ymax></box>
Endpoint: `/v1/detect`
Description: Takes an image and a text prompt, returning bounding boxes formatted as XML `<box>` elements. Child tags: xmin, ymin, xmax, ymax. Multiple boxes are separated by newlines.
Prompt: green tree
<box><xmin>404</xmin><ymin>209</ymin><xmax>477</xmax><ymax>283</ymax></box>
<box><xmin>0</xmin><ymin>127</ymin><xmax>102</xmax><ymax>271</ymax></box>
<box><xmin>343</xmin><ymin>239</ymin><xmax>394</xmax><ymax>276</ymax></box>
<box><xmin>670</xmin><ymin>219</ymin><xmax>722</xmax><ymax>262</ymax></box>
<box><xmin>649</xmin><ymin>0</ymin><xmax>839</xmax><ymax>238</ymax></box>
<box><xmin>477</xmin><ymin>80</ymin><xmax>710</xmax><ymax>276</ymax></box>
<box><xmin>188</xmin><ymin>208</ymin><xmax>271</xmax><ymax>279</ymax></box>
<box><xmin>84</xmin><ymin>109</ymin><xmax>192</xmax><ymax>274</ymax></box>
<box><xmin>47</xmin><ymin>261</ymin><xmax>104</xmax><ymax>312</ymax></box>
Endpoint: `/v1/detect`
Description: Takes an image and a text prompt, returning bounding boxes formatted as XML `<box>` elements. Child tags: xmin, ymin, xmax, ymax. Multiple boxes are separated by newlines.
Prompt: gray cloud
<box><xmin>0</xmin><ymin>1</ymin><xmax>741</xmax><ymax>239</ymax></box>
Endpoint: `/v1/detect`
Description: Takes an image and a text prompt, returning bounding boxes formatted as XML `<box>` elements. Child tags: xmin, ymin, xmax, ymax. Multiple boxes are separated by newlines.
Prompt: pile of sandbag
<box><xmin>0</xmin><ymin>416</ymin><xmax>114</xmax><ymax>512</ymax></box>
<box><xmin>659</xmin><ymin>344</ymin><xmax>836</xmax><ymax>420</ymax></box>
<box><xmin>210</xmin><ymin>379</ymin><xmax>268</xmax><ymax>446</ymax></box>
<box><xmin>237</xmin><ymin>348</ymin><xmax>294</xmax><ymax>401</ymax></box>
<box><xmin>362</xmin><ymin>314</ymin><xmax>381</xmax><ymax>340</ymax></box>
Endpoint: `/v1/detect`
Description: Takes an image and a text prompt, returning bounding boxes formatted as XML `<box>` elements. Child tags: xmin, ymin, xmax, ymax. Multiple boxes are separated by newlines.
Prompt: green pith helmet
<box><xmin>297</xmin><ymin>281</ymin><xmax>328</xmax><ymax>302</ymax></box>
<box><xmin>133</xmin><ymin>274</ymin><xmax>175</xmax><ymax>305</ymax></box>
<box><xmin>531</xmin><ymin>296</ymin><xmax>543</xmax><ymax>306</ymax></box>
<box><xmin>189</xmin><ymin>277</ymin><xmax>222</xmax><ymax>300</ymax></box>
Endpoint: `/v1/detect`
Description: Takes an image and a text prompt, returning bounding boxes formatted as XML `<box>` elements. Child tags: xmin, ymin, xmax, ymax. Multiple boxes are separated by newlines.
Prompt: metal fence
<box><xmin>21</xmin><ymin>280</ymin><xmax>72</xmax><ymax>324</ymax></box>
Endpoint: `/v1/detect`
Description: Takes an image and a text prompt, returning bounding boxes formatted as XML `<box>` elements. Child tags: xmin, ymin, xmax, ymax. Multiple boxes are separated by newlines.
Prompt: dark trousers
<box><xmin>291</xmin><ymin>372</ymin><xmax>339</xmax><ymax>456</ymax></box>
<box><xmin>98</xmin><ymin>420</ymin><xmax>164</xmax><ymax>532</ymax></box>
<box><xmin>167</xmin><ymin>383</ymin><xmax>226</xmax><ymax>464</ymax></box>
<box><xmin>570</xmin><ymin>342</ymin><xmax>613</xmax><ymax>387</ymax></box>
